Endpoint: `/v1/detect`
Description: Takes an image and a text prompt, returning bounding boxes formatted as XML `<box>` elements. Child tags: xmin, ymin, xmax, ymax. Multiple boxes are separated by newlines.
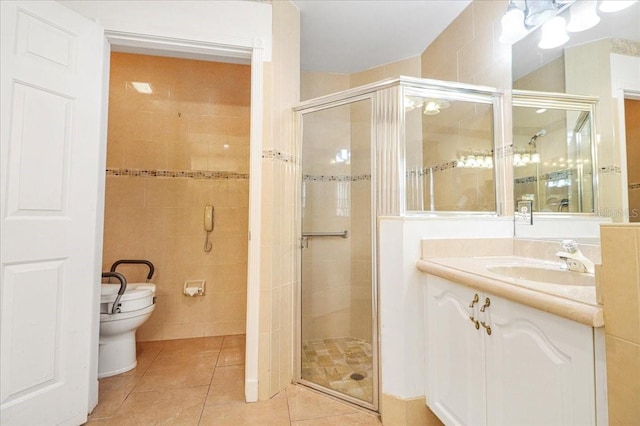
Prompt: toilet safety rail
<box><xmin>101</xmin><ymin>271</ymin><xmax>127</xmax><ymax>315</ymax></box>
<box><xmin>109</xmin><ymin>259</ymin><xmax>155</xmax><ymax>282</ymax></box>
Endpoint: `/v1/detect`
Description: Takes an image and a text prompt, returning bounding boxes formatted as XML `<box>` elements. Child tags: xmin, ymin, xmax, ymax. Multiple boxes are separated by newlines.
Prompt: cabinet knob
<box><xmin>480</xmin><ymin>297</ymin><xmax>491</xmax><ymax>312</ymax></box>
<box><xmin>469</xmin><ymin>293</ymin><xmax>480</xmax><ymax>308</ymax></box>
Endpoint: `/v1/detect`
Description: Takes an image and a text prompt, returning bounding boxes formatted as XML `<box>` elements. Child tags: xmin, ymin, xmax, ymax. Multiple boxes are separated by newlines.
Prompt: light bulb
<box><xmin>599</xmin><ymin>0</ymin><xmax>638</xmax><ymax>13</ymax></box>
<box><xmin>513</xmin><ymin>153</ymin><xmax>522</xmax><ymax>163</ymax></box>
<box><xmin>538</xmin><ymin>16</ymin><xmax>569</xmax><ymax>49</ymax></box>
<box><xmin>500</xmin><ymin>3</ymin><xmax>528</xmax><ymax>44</ymax></box>
<box><xmin>423</xmin><ymin>101</ymin><xmax>440</xmax><ymax>115</ymax></box>
<box><xmin>566</xmin><ymin>0</ymin><xmax>600</xmax><ymax>32</ymax></box>
<box><xmin>522</xmin><ymin>153</ymin><xmax>531</xmax><ymax>164</ymax></box>
<box><xmin>531</xmin><ymin>153</ymin><xmax>541</xmax><ymax>163</ymax></box>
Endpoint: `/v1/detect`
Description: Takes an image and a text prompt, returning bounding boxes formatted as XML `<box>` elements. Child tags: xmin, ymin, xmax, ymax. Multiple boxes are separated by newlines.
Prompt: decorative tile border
<box><xmin>303</xmin><ymin>174</ymin><xmax>371</xmax><ymax>182</ymax></box>
<box><xmin>106</xmin><ymin>168</ymin><xmax>249</xmax><ymax>180</ymax></box>
<box><xmin>515</xmin><ymin>176</ymin><xmax>537</xmax><ymax>184</ymax></box>
<box><xmin>600</xmin><ymin>165</ymin><xmax>622</xmax><ymax>174</ymax></box>
<box><xmin>630</xmin><ymin>182</ymin><xmax>640</xmax><ymax>191</ymax></box>
<box><xmin>612</xmin><ymin>38</ymin><xmax>640</xmax><ymax>57</ymax></box>
<box><xmin>262</xmin><ymin>149</ymin><xmax>296</xmax><ymax>163</ymax></box>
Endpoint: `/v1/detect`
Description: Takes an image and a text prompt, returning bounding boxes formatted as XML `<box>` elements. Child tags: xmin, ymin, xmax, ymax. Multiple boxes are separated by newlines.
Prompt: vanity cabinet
<box><xmin>425</xmin><ymin>275</ymin><xmax>596</xmax><ymax>426</ymax></box>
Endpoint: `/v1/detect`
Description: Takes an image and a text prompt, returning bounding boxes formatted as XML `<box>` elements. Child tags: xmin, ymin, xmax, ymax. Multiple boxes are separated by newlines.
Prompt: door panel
<box><xmin>1</xmin><ymin>1</ymin><xmax>105</xmax><ymax>424</ymax></box>
<box><xmin>298</xmin><ymin>98</ymin><xmax>376</xmax><ymax>408</ymax></box>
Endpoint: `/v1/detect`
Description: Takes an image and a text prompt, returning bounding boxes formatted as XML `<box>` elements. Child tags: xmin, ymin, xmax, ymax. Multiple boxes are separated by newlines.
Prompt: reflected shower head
<box><xmin>529</xmin><ymin>129</ymin><xmax>546</xmax><ymax>146</ymax></box>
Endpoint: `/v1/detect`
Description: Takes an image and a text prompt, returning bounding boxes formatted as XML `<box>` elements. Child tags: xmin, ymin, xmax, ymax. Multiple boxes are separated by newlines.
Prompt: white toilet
<box><xmin>98</xmin><ymin>263</ymin><xmax>157</xmax><ymax>378</ymax></box>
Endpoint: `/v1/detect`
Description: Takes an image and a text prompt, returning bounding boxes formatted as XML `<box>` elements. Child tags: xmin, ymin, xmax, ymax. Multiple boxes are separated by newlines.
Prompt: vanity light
<box><xmin>500</xmin><ymin>0</ymin><xmax>528</xmax><ymax>44</ymax></box>
<box><xmin>566</xmin><ymin>0</ymin><xmax>600</xmax><ymax>32</ymax></box>
<box><xmin>531</xmin><ymin>153</ymin><xmax>541</xmax><ymax>163</ymax></box>
<box><xmin>522</xmin><ymin>153</ymin><xmax>531</xmax><ymax>164</ymax></box>
<box><xmin>599</xmin><ymin>0</ymin><xmax>638</xmax><ymax>13</ymax></box>
<box><xmin>500</xmin><ymin>0</ymin><xmax>637</xmax><ymax>47</ymax></box>
<box><xmin>538</xmin><ymin>16</ymin><xmax>569</xmax><ymax>49</ymax></box>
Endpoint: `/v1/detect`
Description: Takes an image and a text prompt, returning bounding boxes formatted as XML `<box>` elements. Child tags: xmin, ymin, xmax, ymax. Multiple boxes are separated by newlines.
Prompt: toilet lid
<box><xmin>100</xmin><ymin>283</ymin><xmax>156</xmax><ymax>304</ymax></box>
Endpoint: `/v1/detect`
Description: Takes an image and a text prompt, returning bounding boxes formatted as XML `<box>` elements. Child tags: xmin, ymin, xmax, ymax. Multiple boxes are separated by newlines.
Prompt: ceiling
<box><xmin>291</xmin><ymin>0</ymin><xmax>472</xmax><ymax>74</ymax></box>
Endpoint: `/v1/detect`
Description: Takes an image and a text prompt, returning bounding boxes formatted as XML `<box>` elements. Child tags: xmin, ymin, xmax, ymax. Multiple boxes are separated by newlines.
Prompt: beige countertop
<box><xmin>417</xmin><ymin>256</ymin><xmax>603</xmax><ymax>327</ymax></box>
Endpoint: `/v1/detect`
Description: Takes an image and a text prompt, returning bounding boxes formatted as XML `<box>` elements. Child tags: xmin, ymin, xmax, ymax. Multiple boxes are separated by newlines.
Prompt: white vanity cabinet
<box><xmin>425</xmin><ymin>275</ymin><xmax>597</xmax><ymax>426</ymax></box>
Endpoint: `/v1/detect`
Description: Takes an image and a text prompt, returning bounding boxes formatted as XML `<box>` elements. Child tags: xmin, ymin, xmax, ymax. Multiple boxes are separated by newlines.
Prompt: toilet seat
<box><xmin>100</xmin><ymin>283</ymin><xmax>156</xmax><ymax>314</ymax></box>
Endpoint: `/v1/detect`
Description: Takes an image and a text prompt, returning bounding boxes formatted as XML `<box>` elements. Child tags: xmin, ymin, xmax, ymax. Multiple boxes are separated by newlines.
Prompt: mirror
<box><xmin>511</xmin><ymin>1</ymin><xmax>639</xmax><ymax>236</ymax></box>
<box><xmin>513</xmin><ymin>91</ymin><xmax>596</xmax><ymax>214</ymax></box>
<box><xmin>404</xmin><ymin>87</ymin><xmax>499</xmax><ymax>213</ymax></box>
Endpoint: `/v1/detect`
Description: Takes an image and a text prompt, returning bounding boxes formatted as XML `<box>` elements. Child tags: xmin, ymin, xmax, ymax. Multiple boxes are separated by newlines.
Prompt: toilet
<box><xmin>98</xmin><ymin>281</ymin><xmax>156</xmax><ymax>378</ymax></box>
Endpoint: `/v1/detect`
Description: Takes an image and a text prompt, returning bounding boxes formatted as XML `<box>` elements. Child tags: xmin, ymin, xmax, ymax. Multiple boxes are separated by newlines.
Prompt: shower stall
<box><xmin>294</xmin><ymin>77</ymin><xmax>503</xmax><ymax>411</ymax></box>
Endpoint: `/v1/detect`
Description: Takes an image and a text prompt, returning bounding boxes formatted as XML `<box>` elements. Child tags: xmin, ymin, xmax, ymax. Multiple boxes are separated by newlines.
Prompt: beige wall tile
<box><xmin>605</xmin><ymin>335</ymin><xmax>640</xmax><ymax>424</ymax></box>
<box><xmin>601</xmin><ymin>226</ymin><xmax>640</xmax><ymax>344</ymax></box>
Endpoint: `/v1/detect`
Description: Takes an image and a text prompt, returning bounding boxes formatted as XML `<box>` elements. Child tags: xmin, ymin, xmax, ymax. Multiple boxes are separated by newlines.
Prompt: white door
<box><xmin>425</xmin><ymin>276</ymin><xmax>486</xmax><ymax>426</ymax></box>
<box><xmin>0</xmin><ymin>1</ymin><xmax>105</xmax><ymax>425</ymax></box>
<box><xmin>484</xmin><ymin>294</ymin><xmax>596</xmax><ymax>426</ymax></box>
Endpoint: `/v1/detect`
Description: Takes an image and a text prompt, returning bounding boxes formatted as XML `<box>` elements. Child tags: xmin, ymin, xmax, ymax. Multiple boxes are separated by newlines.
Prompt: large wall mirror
<box><xmin>511</xmin><ymin>1</ymin><xmax>640</xmax><ymax>235</ymax></box>
<box><xmin>513</xmin><ymin>91</ymin><xmax>597</xmax><ymax>214</ymax></box>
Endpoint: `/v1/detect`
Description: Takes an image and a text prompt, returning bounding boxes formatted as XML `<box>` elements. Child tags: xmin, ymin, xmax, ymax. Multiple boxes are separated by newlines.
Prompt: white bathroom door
<box><xmin>0</xmin><ymin>1</ymin><xmax>105</xmax><ymax>425</ymax></box>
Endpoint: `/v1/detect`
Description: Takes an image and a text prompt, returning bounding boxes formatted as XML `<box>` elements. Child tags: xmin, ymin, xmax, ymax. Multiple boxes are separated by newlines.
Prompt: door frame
<box><xmin>99</xmin><ymin>30</ymin><xmax>264</xmax><ymax>403</ymax></box>
<box><xmin>617</xmin><ymin>90</ymin><xmax>640</xmax><ymax>222</ymax></box>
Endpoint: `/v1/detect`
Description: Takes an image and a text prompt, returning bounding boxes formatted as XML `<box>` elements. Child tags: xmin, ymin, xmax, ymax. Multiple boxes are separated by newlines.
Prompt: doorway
<box><xmin>624</xmin><ymin>97</ymin><xmax>640</xmax><ymax>222</ymax></box>
<box><xmin>102</xmin><ymin>51</ymin><xmax>251</xmax><ymax>341</ymax></box>
<box><xmin>297</xmin><ymin>97</ymin><xmax>378</xmax><ymax>410</ymax></box>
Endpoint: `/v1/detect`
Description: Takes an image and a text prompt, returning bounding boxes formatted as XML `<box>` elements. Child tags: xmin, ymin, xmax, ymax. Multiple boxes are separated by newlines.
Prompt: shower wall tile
<box><xmin>104</xmin><ymin>52</ymin><xmax>250</xmax><ymax>342</ymax></box>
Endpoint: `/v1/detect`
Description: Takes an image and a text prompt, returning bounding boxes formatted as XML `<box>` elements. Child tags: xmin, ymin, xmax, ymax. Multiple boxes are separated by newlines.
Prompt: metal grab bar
<box><xmin>302</xmin><ymin>230</ymin><xmax>349</xmax><ymax>239</ymax></box>
<box><xmin>101</xmin><ymin>272</ymin><xmax>127</xmax><ymax>314</ymax></box>
<box><xmin>109</xmin><ymin>259</ymin><xmax>155</xmax><ymax>282</ymax></box>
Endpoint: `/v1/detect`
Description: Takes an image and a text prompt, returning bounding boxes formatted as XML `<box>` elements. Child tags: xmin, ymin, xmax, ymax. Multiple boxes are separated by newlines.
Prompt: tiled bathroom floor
<box><xmin>85</xmin><ymin>335</ymin><xmax>380</xmax><ymax>425</ymax></box>
<box><xmin>301</xmin><ymin>337</ymin><xmax>373</xmax><ymax>404</ymax></box>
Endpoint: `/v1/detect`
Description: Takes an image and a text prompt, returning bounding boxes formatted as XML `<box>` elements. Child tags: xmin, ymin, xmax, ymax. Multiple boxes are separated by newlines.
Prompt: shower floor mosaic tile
<box><xmin>301</xmin><ymin>337</ymin><xmax>373</xmax><ymax>403</ymax></box>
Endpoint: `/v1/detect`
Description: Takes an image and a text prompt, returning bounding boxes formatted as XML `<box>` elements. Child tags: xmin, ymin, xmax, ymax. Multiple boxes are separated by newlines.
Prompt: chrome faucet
<box><xmin>556</xmin><ymin>240</ymin><xmax>595</xmax><ymax>274</ymax></box>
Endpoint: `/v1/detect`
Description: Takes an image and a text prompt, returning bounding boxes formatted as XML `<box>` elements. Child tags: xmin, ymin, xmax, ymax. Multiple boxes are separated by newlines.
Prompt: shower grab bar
<box><xmin>101</xmin><ymin>272</ymin><xmax>127</xmax><ymax>314</ymax></box>
<box><xmin>302</xmin><ymin>230</ymin><xmax>349</xmax><ymax>239</ymax></box>
<box><xmin>109</xmin><ymin>259</ymin><xmax>155</xmax><ymax>282</ymax></box>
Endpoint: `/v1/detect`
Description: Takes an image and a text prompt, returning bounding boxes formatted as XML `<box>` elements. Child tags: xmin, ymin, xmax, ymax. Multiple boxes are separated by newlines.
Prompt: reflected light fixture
<box><xmin>423</xmin><ymin>99</ymin><xmax>450</xmax><ymax>116</ymax></box>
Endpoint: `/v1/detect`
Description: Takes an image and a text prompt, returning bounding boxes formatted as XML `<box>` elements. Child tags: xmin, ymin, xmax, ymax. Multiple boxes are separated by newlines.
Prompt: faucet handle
<box><xmin>561</xmin><ymin>239</ymin><xmax>578</xmax><ymax>253</ymax></box>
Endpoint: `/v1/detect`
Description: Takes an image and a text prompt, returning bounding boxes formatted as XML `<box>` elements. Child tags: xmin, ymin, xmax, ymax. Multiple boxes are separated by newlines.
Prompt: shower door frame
<box><xmin>294</xmin><ymin>92</ymin><xmax>379</xmax><ymax>412</ymax></box>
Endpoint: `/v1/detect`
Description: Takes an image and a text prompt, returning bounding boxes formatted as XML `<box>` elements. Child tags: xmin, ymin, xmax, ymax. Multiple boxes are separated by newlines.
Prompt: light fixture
<box><xmin>500</xmin><ymin>0</ymin><xmax>528</xmax><ymax>44</ymax></box>
<box><xmin>599</xmin><ymin>0</ymin><xmax>638</xmax><ymax>13</ymax></box>
<box><xmin>130</xmin><ymin>82</ymin><xmax>153</xmax><ymax>94</ymax></box>
<box><xmin>538</xmin><ymin>16</ymin><xmax>569</xmax><ymax>49</ymax></box>
<box><xmin>531</xmin><ymin>153</ymin><xmax>541</xmax><ymax>163</ymax></box>
<box><xmin>566</xmin><ymin>0</ymin><xmax>600</xmax><ymax>32</ymax></box>
<box><xmin>525</xmin><ymin>0</ymin><xmax>558</xmax><ymax>26</ymax></box>
<box><xmin>500</xmin><ymin>0</ymin><xmax>636</xmax><ymax>47</ymax></box>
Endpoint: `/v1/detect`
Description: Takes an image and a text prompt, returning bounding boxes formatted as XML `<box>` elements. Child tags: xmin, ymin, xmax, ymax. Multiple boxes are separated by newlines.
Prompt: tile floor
<box><xmin>85</xmin><ymin>335</ymin><xmax>381</xmax><ymax>425</ymax></box>
<box><xmin>301</xmin><ymin>337</ymin><xmax>373</xmax><ymax>404</ymax></box>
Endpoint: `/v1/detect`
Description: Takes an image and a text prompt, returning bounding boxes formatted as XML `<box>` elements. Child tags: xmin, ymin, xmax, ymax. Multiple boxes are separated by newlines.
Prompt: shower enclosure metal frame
<box><xmin>295</xmin><ymin>91</ymin><xmax>379</xmax><ymax>411</ymax></box>
<box><xmin>293</xmin><ymin>76</ymin><xmax>505</xmax><ymax>412</ymax></box>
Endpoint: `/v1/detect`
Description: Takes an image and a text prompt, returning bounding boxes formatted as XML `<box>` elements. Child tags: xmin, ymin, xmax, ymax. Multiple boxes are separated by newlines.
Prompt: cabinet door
<box><xmin>425</xmin><ymin>276</ymin><xmax>486</xmax><ymax>426</ymax></box>
<box><xmin>484</xmin><ymin>294</ymin><xmax>596</xmax><ymax>426</ymax></box>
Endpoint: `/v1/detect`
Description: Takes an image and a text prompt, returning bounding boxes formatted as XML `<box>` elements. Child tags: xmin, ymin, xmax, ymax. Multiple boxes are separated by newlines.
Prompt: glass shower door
<box><xmin>298</xmin><ymin>97</ymin><xmax>376</xmax><ymax>409</ymax></box>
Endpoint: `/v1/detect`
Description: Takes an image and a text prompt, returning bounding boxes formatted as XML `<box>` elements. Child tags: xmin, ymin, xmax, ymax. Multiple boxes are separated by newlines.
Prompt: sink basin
<box><xmin>487</xmin><ymin>265</ymin><xmax>595</xmax><ymax>286</ymax></box>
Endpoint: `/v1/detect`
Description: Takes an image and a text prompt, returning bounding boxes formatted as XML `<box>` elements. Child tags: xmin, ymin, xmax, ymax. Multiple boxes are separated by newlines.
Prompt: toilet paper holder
<box><xmin>183</xmin><ymin>280</ymin><xmax>206</xmax><ymax>296</ymax></box>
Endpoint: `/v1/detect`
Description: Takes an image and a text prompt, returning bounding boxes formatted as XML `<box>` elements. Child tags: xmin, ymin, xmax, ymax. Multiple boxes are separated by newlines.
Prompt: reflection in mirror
<box><xmin>512</xmin><ymin>2</ymin><xmax>639</xmax><ymax>94</ymax></box>
<box><xmin>404</xmin><ymin>90</ymin><xmax>497</xmax><ymax>213</ymax></box>
<box><xmin>513</xmin><ymin>92</ymin><xmax>597</xmax><ymax>214</ymax></box>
